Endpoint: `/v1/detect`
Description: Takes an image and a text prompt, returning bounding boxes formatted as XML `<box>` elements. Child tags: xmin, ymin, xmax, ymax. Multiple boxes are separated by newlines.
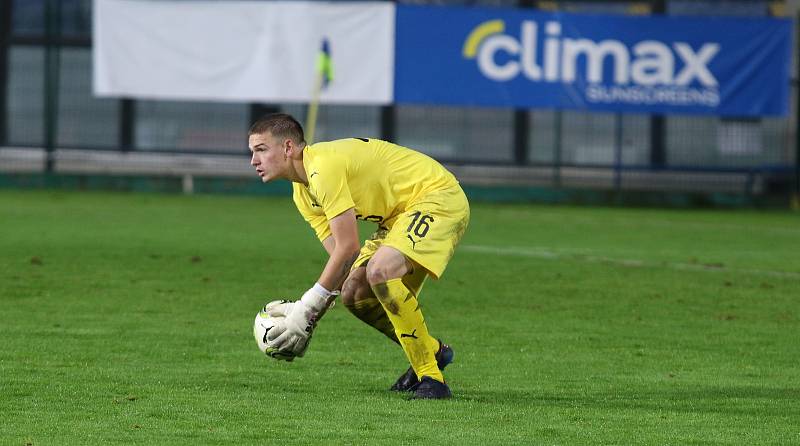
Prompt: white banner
<box><xmin>93</xmin><ymin>0</ymin><xmax>395</xmax><ymax>104</ymax></box>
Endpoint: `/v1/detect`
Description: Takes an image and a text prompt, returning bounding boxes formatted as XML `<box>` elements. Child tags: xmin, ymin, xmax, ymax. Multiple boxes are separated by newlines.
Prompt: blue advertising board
<box><xmin>394</xmin><ymin>6</ymin><xmax>792</xmax><ymax>116</ymax></box>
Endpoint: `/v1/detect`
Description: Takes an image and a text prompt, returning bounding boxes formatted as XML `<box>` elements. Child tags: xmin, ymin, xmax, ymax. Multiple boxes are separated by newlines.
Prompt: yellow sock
<box><xmin>345</xmin><ymin>297</ymin><xmax>400</xmax><ymax>345</ymax></box>
<box><xmin>371</xmin><ymin>278</ymin><xmax>443</xmax><ymax>383</ymax></box>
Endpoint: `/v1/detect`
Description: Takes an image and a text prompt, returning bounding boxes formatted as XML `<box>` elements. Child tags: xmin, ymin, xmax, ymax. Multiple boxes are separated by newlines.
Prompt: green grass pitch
<box><xmin>1</xmin><ymin>190</ymin><xmax>798</xmax><ymax>445</ymax></box>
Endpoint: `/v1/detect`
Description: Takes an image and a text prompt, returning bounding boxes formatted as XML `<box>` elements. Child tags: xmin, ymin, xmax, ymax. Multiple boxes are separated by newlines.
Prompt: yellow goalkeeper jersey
<box><xmin>292</xmin><ymin>138</ymin><xmax>459</xmax><ymax>241</ymax></box>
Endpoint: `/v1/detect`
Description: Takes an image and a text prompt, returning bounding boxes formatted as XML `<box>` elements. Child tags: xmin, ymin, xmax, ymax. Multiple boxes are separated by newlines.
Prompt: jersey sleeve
<box><xmin>292</xmin><ymin>184</ymin><xmax>332</xmax><ymax>242</ymax></box>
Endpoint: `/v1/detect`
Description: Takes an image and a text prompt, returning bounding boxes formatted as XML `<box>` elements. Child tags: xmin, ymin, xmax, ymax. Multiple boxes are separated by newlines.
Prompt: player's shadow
<box><xmin>455</xmin><ymin>385</ymin><xmax>798</xmax><ymax>417</ymax></box>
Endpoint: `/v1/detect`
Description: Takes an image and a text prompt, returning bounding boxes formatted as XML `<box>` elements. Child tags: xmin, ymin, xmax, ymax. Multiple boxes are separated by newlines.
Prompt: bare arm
<box><xmin>316</xmin><ymin>208</ymin><xmax>360</xmax><ymax>291</ymax></box>
<box><xmin>321</xmin><ymin>236</ymin><xmax>336</xmax><ymax>257</ymax></box>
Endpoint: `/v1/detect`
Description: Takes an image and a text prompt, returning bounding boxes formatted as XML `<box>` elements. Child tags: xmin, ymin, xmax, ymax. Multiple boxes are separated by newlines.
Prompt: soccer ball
<box><xmin>253</xmin><ymin>301</ymin><xmax>295</xmax><ymax>361</ymax></box>
<box><xmin>253</xmin><ymin>311</ymin><xmax>280</xmax><ymax>353</ymax></box>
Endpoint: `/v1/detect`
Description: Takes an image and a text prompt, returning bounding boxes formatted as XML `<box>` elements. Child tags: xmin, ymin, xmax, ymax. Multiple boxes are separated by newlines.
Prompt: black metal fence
<box><xmin>1</xmin><ymin>0</ymin><xmax>798</xmax><ymax>204</ymax></box>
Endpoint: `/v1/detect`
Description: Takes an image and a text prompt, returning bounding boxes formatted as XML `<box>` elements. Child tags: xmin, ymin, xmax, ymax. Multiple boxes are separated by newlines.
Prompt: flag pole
<box><xmin>305</xmin><ymin>72</ymin><xmax>323</xmax><ymax>145</ymax></box>
<box><xmin>305</xmin><ymin>39</ymin><xmax>332</xmax><ymax>145</ymax></box>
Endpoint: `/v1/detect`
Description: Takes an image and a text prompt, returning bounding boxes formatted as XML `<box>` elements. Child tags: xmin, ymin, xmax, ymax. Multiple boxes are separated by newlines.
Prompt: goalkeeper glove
<box><xmin>259</xmin><ymin>301</ymin><xmax>297</xmax><ymax>361</ymax></box>
<box><xmin>261</xmin><ymin>299</ymin><xmax>294</xmax><ymax>318</ymax></box>
<box><xmin>270</xmin><ymin>283</ymin><xmax>337</xmax><ymax>357</ymax></box>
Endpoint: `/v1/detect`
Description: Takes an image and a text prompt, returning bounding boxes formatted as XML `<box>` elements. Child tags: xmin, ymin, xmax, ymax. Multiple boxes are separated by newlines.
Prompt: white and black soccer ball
<box><xmin>253</xmin><ymin>311</ymin><xmax>280</xmax><ymax>354</ymax></box>
<box><xmin>253</xmin><ymin>301</ymin><xmax>295</xmax><ymax>361</ymax></box>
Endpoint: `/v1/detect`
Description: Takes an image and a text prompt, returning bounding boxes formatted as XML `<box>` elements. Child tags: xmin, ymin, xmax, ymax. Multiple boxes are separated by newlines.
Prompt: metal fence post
<box><xmin>794</xmin><ymin>11</ymin><xmax>800</xmax><ymax>210</ymax></box>
<box><xmin>553</xmin><ymin>111</ymin><xmax>562</xmax><ymax>188</ymax></box>
<box><xmin>650</xmin><ymin>0</ymin><xmax>667</xmax><ymax>171</ymax></box>
<box><xmin>120</xmin><ymin>99</ymin><xmax>135</xmax><ymax>152</ymax></box>
<box><xmin>513</xmin><ymin>0</ymin><xmax>537</xmax><ymax>167</ymax></box>
<box><xmin>44</xmin><ymin>0</ymin><xmax>62</xmax><ymax>173</ymax></box>
<box><xmin>514</xmin><ymin>110</ymin><xmax>529</xmax><ymax>166</ymax></box>
<box><xmin>380</xmin><ymin>105</ymin><xmax>395</xmax><ymax>142</ymax></box>
<box><xmin>249</xmin><ymin>104</ymin><xmax>280</xmax><ymax>127</ymax></box>
<box><xmin>614</xmin><ymin>113</ymin><xmax>623</xmax><ymax>195</ymax></box>
<box><xmin>0</xmin><ymin>0</ymin><xmax>12</xmax><ymax>147</ymax></box>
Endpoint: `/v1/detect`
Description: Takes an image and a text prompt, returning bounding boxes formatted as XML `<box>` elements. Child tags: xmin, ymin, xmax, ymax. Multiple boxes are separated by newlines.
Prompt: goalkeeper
<box><xmin>249</xmin><ymin>113</ymin><xmax>469</xmax><ymax>399</ymax></box>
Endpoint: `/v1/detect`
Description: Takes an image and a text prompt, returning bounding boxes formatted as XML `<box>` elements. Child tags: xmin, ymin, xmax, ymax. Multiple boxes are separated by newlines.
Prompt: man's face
<box><xmin>249</xmin><ymin>132</ymin><xmax>287</xmax><ymax>182</ymax></box>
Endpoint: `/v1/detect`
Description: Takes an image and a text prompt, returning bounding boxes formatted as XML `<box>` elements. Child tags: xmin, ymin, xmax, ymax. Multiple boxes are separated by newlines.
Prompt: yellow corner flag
<box><xmin>305</xmin><ymin>38</ymin><xmax>333</xmax><ymax>145</ymax></box>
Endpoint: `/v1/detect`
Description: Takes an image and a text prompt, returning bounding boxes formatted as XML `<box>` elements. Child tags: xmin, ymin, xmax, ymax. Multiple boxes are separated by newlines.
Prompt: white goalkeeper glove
<box><xmin>261</xmin><ymin>299</ymin><xmax>294</xmax><ymax>318</ymax></box>
<box><xmin>270</xmin><ymin>283</ymin><xmax>337</xmax><ymax>357</ymax></box>
<box><xmin>257</xmin><ymin>300</ymin><xmax>297</xmax><ymax>361</ymax></box>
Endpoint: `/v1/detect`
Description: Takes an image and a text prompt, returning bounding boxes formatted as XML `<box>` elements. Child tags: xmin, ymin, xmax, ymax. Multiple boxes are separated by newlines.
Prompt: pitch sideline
<box><xmin>461</xmin><ymin>244</ymin><xmax>800</xmax><ymax>279</ymax></box>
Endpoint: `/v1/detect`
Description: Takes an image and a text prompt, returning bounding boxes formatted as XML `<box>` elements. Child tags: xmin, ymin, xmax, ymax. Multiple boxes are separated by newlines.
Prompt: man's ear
<box><xmin>285</xmin><ymin>139</ymin><xmax>304</xmax><ymax>159</ymax></box>
<box><xmin>283</xmin><ymin>139</ymin><xmax>294</xmax><ymax>157</ymax></box>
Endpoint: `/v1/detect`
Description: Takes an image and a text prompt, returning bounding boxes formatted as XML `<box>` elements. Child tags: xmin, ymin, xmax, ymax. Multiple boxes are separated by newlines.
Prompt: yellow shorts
<box><xmin>353</xmin><ymin>184</ymin><xmax>470</xmax><ymax>287</ymax></box>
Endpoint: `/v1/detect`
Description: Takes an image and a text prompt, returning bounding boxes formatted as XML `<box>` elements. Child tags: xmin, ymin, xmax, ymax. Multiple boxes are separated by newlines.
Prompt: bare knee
<box><xmin>341</xmin><ymin>268</ymin><xmax>373</xmax><ymax>307</ymax></box>
<box><xmin>365</xmin><ymin>263</ymin><xmax>391</xmax><ymax>286</ymax></box>
<box><xmin>368</xmin><ymin>260</ymin><xmax>412</xmax><ymax>286</ymax></box>
<box><xmin>366</xmin><ymin>247</ymin><xmax>411</xmax><ymax>286</ymax></box>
